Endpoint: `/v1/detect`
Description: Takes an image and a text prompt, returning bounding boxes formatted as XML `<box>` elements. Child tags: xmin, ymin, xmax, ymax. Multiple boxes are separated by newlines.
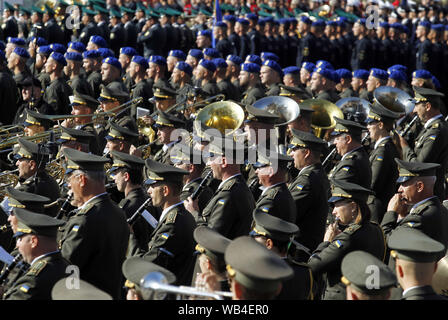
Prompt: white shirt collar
<box><xmin>410</xmin><ymin>196</ymin><xmax>437</xmax><ymax>213</ymax></box>
<box><xmin>217</xmin><ymin>173</ymin><xmax>241</xmax><ymax>190</ymax></box>
<box><xmin>342</xmin><ymin>146</ymin><xmax>363</xmax><ymax>160</ymax></box>
<box><xmin>402</xmin><ymin>285</ymin><xmax>425</xmax><ymax>297</ymax></box>
<box><xmin>182</xmin><ymin>177</ymin><xmax>202</xmax><ymax>191</ymax></box>
<box><xmin>162</xmin><ymin>141</ymin><xmax>177</xmax><ymax>153</ymax></box>
<box><xmin>30</xmin><ymin>250</ymin><xmax>60</xmax><ymax>266</ymax></box>
<box><xmin>299</xmin><ymin>164</ymin><xmax>313</xmax><ymax>175</ymax></box>
<box><xmin>79</xmin><ymin>192</ymin><xmax>108</xmax><ymax>210</ymax></box>
<box><xmin>424</xmin><ymin>114</ymin><xmax>442</xmax><ymax>129</ymax></box>
<box><xmin>159</xmin><ymin>202</ymin><xmax>184</xmax><ymax>223</ymax></box>
<box><xmin>374</xmin><ymin>136</ymin><xmax>391</xmax><ymax>149</ymax></box>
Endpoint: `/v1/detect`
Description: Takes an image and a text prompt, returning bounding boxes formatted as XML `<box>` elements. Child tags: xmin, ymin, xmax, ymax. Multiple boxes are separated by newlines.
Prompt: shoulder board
<box><xmin>345</xmin><ymin>154</ymin><xmax>356</xmax><ymax>160</ymax></box>
<box><xmin>343</xmin><ymin>223</ymin><xmax>362</xmax><ymax>235</ymax></box>
<box><xmin>78</xmin><ymin>202</ymin><xmax>95</xmax><ymax>215</ymax></box>
<box><xmin>27</xmin><ymin>260</ymin><xmax>47</xmax><ymax>276</ymax></box>
<box><xmin>410</xmin><ymin>200</ymin><xmax>431</xmax><ymax>215</ymax></box>
<box><xmin>432</xmin><ymin>123</ymin><xmax>440</xmax><ymax>129</ymax></box>
<box><xmin>118</xmin><ymin>198</ymin><xmax>130</xmax><ymax>209</ymax></box>
<box><xmin>265</xmin><ymin>186</ymin><xmax>280</xmax><ymax>199</ymax></box>
<box><xmin>378</xmin><ymin>142</ymin><xmax>387</xmax><ymax>147</ymax></box>
<box><xmin>221</xmin><ymin>178</ymin><xmax>237</xmax><ymax>191</ymax></box>
<box><xmin>165</xmin><ymin>208</ymin><xmax>178</xmax><ymax>224</ymax></box>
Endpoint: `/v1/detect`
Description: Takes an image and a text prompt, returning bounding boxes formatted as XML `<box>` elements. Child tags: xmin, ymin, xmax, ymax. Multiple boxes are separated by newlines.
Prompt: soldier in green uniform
<box><xmin>260</xmin><ymin>59</ymin><xmax>282</xmax><ymax>96</ymax></box>
<box><xmin>398</xmin><ymin>86</ymin><xmax>448</xmax><ymax>200</ymax></box>
<box><xmin>252</xmin><ymin>148</ymin><xmax>297</xmax><ymax>223</ymax></box>
<box><xmin>328</xmin><ymin>117</ymin><xmax>372</xmax><ymax>189</ymax></box>
<box><xmin>365</xmin><ymin>102</ymin><xmax>402</xmax><ymax>223</ymax></box>
<box><xmin>77</xmin><ymin>8</ymin><xmax>100</xmax><ymax>46</ymax></box>
<box><xmin>129</xmin><ymin>55</ymin><xmax>153</xmax><ymax>116</ymax></box>
<box><xmin>58</xmin><ymin>126</ymin><xmax>95</xmax><ymax>154</ymax></box>
<box><xmin>109</xmin><ymin>150</ymin><xmax>157</xmax><ymax>256</ymax></box>
<box><xmin>308</xmin><ymin>179</ymin><xmax>386</xmax><ymax>300</ymax></box>
<box><xmin>239</xmin><ymin>62</ymin><xmax>265</xmax><ymax>106</ymax></box>
<box><xmin>250</xmin><ymin>211</ymin><xmax>315</xmax><ymax>300</ymax></box>
<box><xmin>43</xmin><ymin>52</ymin><xmax>72</xmax><ymax>115</ymax></box>
<box><xmin>65</xmin><ymin>52</ymin><xmax>92</xmax><ymax>97</ymax></box>
<box><xmin>57</xmin><ymin>148</ymin><xmax>130</xmax><ymax>300</ymax></box>
<box><xmin>382</xmin><ymin>159</ymin><xmax>448</xmax><ymax>248</ymax></box>
<box><xmin>388</xmin><ymin>228</ymin><xmax>447</xmax><ymax>300</ymax></box>
<box><xmin>2</xmin><ymin>208</ymin><xmax>69</xmax><ymax>300</ymax></box>
<box><xmin>137</xmin><ymin>159</ymin><xmax>196</xmax><ymax>286</ymax></box>
<box><xmin>288</xmin><ymin>129</ymin><xmax>330</xmax><ymax>261</ymax></box>
<box><xmin>21</xmin><ymin>109</ymin><xmax>52</xmax><ymax>138</ymax></box>
<box><xmin>105</xmin><ymin>121</ymin><xmax>139</xmax><ymax>155</ymax></box>
<box><xmin>309</xmin><ymin>68</ymin><xmax>340</xmax><ymax>102</ymax></box>
<box><xmin>341</xmin><ymin>250</ymin><xmax>397</xmax><ymax>300</ymax></box>
<box><xmin>184</xmin><ymin>136</ymin><xmax>255</xmax><ymax>239</ymax></box>
<box><xmin>194</xmin><ymin>59</ymin><xmax>218</xmax><ymax>96</ymax></box>
<box><xmin>82</xmin><ymin>50</ymin><xmax>103</xmax><ymax>99</ymax></box>
<box><xmin>101</xmin><ymin>57</ymin><xmax>129</xmax><ymax>93</ymax></box>
<box><xmin>13</xmin><ymin>138</ymin><xmax>60</xmax><ymax>216</ymax></box>
<box><xmin>225</xmin><ymin>236</ymin><xmax>293</xmax><ymax>300</ymax></box>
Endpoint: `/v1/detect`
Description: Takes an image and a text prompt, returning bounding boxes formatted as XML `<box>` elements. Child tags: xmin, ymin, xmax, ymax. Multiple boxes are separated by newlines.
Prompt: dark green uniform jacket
<box><xmin>276</xmin><ymin>258</ymin><xmax>315</xmax><ymax>300</ymax></box>
<box><xmin>255</xmin><ymin>183</ymin><xmax>296</xmax><ymax>223</ymax></box>
<box><xmin>3</xmin><ymin>252</ymin><xmax>70</xmax><ymax>300</ymax></box>
<box><xmin>265</xmin><ymin>83</ymin><xmax>281</xmax><ymax>96</ymax></box>
<box><xmin>44</xmin><ymin>77</ymin><xmax>72</xmax><ymax>115</ymax></box>
<box><xmin>240</xmin><ymin>83</ymin><xmax>265</xmax><ymax>106</ymax></box>
<box><xmin>180</xmin><ymin>177</ymin><xmax>214</xmax><ymax>213</ymax></box>
<box><xmin>58</xmin><ymin>193</ymin><xmax>130</xmax><ymax>300</ymax></box>
<box><xmin>315</xmin><ymin>89</ymin><xmax>340</xmax><ymax>103</ymax></box>
<box><xmin>402</xmin><ymin>285</ymin><xmax>448</xmax><ymax>300</ymax></box>
<box><xmin>308</xmin><ymin>221</ymin><xmax>386</xmax><ymax>300</ymax></box>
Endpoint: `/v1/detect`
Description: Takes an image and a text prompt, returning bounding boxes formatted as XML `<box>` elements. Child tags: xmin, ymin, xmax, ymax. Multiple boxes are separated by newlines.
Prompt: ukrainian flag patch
<box><xmin>296</xmin><ymin>184</ymin><xmax>303</xmax><ymax>191</ymax></box>
<box><xmin>376</xmin><ymin>156</ymin><xmax>383</xmax><ymax>161</ymax></box>
<box><xmin>334</xmin><ymin>240</ymin><xmax>342</xmax><ymax>248</ymax></box>
<box><xmin>20</xmin><ymin>285</ymin><xmax>30</xmax><ymax>293</ymax></box>
<box><xmin>161</xmin><ymin>233</ymin><xmax>169</xmax><ymax>240</ymax></box>
<box><xmin>429</xmin><ymin>135</ymin><xmax>436</xmax><ymax>140</ymax></box>
<box><xmin>407</xmin><ymin>222</ymin><xmax>415</xmax><ymax>227</ymax></box>
<box><xmin>342</xmin><ymin>166</ymin><xmax>350</xmax><ymax>172</ymax></box>
<box><xmin>261</xmin><ymin>207</ymin><xmax>269</xmax><ymax>213</ymax></box>
<box><xmin>218</xmin><ymin>199</ymin><xmax>225</xmax><ymax>205</ymax></box>
<box><xmin>72</xmin><ymin>225</ymin><xmax>80</xmax><ymax>232</ymax></box>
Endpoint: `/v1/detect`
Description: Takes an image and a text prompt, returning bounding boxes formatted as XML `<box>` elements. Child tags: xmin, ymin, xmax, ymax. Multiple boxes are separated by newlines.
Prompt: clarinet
<box><xmin>399</xmin><ymin>115</ymin><xmax>419</xmax><ymax>137</ymax></box>
<box><xmin>361</xmin><ymin>132</ymin><xmax>370</xmax><ymax>145</ymax></box>
<box><xmin>0</xmin><ymin>254</ymin><xmax>24</xmax><ymax>285</ymax></box>
<box><xmin>127</xmin><ymin>198</ymin><xmax>153</xmax><ymax>226</ymax></box>
<box><xmin>191</xmin><ymin>171</ymin><xmax>213</xmax><ymax>201</ymax></box>
<box><xmin>55</xmin><ymin>194</ymin><xmax>73</xmax><ymax>220</ymax></box>
<box><xmin>322</xmin><ymin>147</ymin><xmax>337</xmax><ymax>169</ymax></box>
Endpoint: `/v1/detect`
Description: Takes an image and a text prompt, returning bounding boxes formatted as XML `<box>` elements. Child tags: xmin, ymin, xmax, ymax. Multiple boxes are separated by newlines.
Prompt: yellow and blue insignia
<box><xmin>261</xmin><ymin>207</ymin><xmax>269</xmax><ymax>213</ymax></box>
<box><xmin>72</xmin><ymin>225</ymin><xmax>80</xmax><ymax>232</ymax></box>
<box><xmin>342</xmin><ymin>166</ymin><xmax>350</xmax><ymax>172</ymax></box>
<box><xmin>376</xmin><ymin>156</ymin><xmax>383</xmax><ymax>161</ymax></box>
<box><xmin>429</xmin><ymin>135</ymin><xmax>436</xmax><ymax>140</ymax></box>
<box><xmin>296</xmin><ymin>184</ymin><xmax>303</xmax><ymax>191</ymax></box>
<box><xmin>218</xmin><ymin>199</ymin><xmax>225</xmax><ymax>205</ymax></box>
<box><xmin>20</xmin><ymin>285</ymin><xmax>30</xmax><ymax>293</ymax></box>
<box><xmin>334</xmin><ymin>240</ymin><xmax>342</xmax><ymax>248</ymax></box>
<box><xmin>161</xmin><ymin>233</ymin><xmax>169</xmax><ymax>240</ymax></box>
<box><xmin>407</xmin><ymin>222</ymin><xmax>415</xmax><ymax>227</ymax></box>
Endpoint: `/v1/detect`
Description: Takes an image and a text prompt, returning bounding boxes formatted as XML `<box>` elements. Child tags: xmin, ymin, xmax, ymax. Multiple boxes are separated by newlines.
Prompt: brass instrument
<box><xmin>193</xmin><ymin>100</ymin><xmax>245</xmax><ymax>138</ymax></box>
<box><xmin>335</xmin><ymin>97</ymin><xmax>371</xmax><ymax>124</ymax></box>
<box><xmin>0</xmin><ymin>169</ymin><xmax>19</xmax><ymax>200</ymax></box>
<box><xmin>373</xmin><ymin>86</ymin><xmax>414</xmax><ymax>115</ymax></box>
<box><xmin>140</xmin><ymin>271</ymin><xmax>233</xmax><ymax>300</ymax></box>
<box><xmin>302</xmin><ymin>99</ymin><xmax>344</xmax><ymax>140</ymax></box>
<box><xmin>0</xmin><ymin>125</ymin><xmax>24</xmax><ymax>139</ymax></box>
<box><xmin>46</xmin><ymin>159</ymin><xmax>66</xmax><ymax>184</ymax></box>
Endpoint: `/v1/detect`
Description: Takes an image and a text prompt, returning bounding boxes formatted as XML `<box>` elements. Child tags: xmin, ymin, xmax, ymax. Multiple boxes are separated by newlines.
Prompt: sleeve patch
<box><xmin>429</xmin><ymin>135</ymin><xmax>436</xmax><ymax>140</ymax></box>
<box><xmin>334</xmin><ymin>240</ymin><xmax>343</xmax><ymax>248</ymax></box>
<box><xmin>72</xmin><ymin>225</ymin><xmax>80</xmax><ymax>232</ymax></box>
<box><xmin>161</xmin><ymin>233</ymin><xmax>169</xmax><ymax>240</ymax></box>
<box><xmin>407</xmin><ymin>222</ymin><xmax>415</xmax><ymax>227</ymax></box>
<box><xmin>342</xmin><ymin>166</ymin><xmax>350</xmax><ymax>171</ymax></box>
<box><xmin>20</xmin><ymin>285</ymin><xmax>30</xmax><ymax>293</ymax></box>
<box><xmin>376</xmin><ymin>156</ymin><xmax>383</xmax><ymax>161</ymax></box>
<box><xmin>218</xmin><ymin>199</ymin><xmax>226</xmax><ymax>205</ymax></box>
<box><xmin>261</xmin><ymin>207</ymin><xmax>269</xmax><ymax>213</ymax></box>
<box><xmin>296</xmin><ymin>184</ymin><xmax>304</xmax><ymax>191</ymax></box>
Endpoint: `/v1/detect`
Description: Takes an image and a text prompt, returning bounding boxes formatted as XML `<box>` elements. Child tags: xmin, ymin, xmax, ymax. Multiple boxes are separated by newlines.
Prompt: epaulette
<box><xmin>264</xmin><ymin>186</ymin><xmax>280</xmax><ymax>199</ymax></box>
<box><xmin>344</xmin><ymin>223</ymin><xmax>362</xmax><ymax>235</ymax></box>
<box><xmin>221</xmin><ymin>178</ymin><xmax>237</xmax><ymax>191</ymax></box>
<box><xmin>344</xmin><ymin>154</ymin><xmax>356</xmax><ymax>160</ymax></box>
<box><xmin>410</xmin><ymin>199</ymin><xmax>431</xmax><ymax>215</ymax></box>
<box><xmin>27</xmin><ymin>260</ymin><xmax>47</xmax><ymax>276</ymax></box>
<box><xmin>432</xmin><ymin>123</ymin><xmax>440</xmax><ymax>129</ymax></box>
<box><xmin>77</xmin><ymin>202</ymin><xmax>95</xmax><ymax>215</ymax></box>
<box><xmin>119</xmin><ymin>198</ymin><xmax>130</xmax><ymax>210</ymax></box>
<box><xmin>165</xmin><ymin>208</ymin><xmax>178</xmax><ymax>224</ymax></box>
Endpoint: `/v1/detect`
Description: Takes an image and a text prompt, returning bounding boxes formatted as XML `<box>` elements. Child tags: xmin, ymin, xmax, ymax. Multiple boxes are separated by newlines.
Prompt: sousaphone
<box><xmin>373</xmin><ymin>86</ymin><xmax>415</xmax><ymax>115</ymax></box>
<box><xmin>302</xmin><ymin>99</ymin><xmax>344</xmax><ymax>139</ymax></box>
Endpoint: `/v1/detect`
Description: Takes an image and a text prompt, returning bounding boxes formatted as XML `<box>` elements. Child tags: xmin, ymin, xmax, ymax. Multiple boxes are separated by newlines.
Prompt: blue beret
<box><xmin>331</xmin><ymin>70</ymin><xmax>341</xmax><ymax>83</ymax></box>
<box><xmin>199</xmin><ymin>59</ymin><xmax>216</xmax><ymax>72</ymax></box>
<box><xmin>445</xmin><ymin>25</ymin><xmax>448</xmax><ymax>31</ymax></box>
<box><xmin>326</xmin><ymin>20</ymin><xmax>338</xmax><ymax>27</ymax></box>
<box><xmin>7</xmin><ymin>37</ymin><xmax>25</xmax><ymax>45</ymax></box>
<box><xmin>278</xmin><ymin>18</ymin><xmax>289</xmax><ymax>25</ymax></box>
<box><xmin>335</xmin><ymin>68</ymin><xmax>352</xmax><ymax>79</ymax></box>
<box><xmin>50</xmin><ymin>43</ymin><xmax>66</xmax><ymax>54</ymax></box>
<box><xmin>50</xmin><ymin>51</ymin><xmax>66</xmax><ymax>66</ymax></box>
<box><xmin>388</xmin><ymin>70</ymin><xmax>407</xmax><ymax>82</ymax></box>
<box><xmin>246</xmin><ymin>13</ymin><xmax>258</xmax><ymax>21</ymax></box>
<box><xmin>431</xmin><ymin>24</ymin><xmax>443</xmax><ymax>31</ymax></box>
<box><xmin>64</xmin><ymin>51</ymin><xmax>83</xmax><ymax>62</ymax></box>
<box><xmin>148</xmin><ymin>55</ymin><xmax>167</xmax><ymax>66</ymax></box>
<box><xmin>215</xmin><ymin>21</ymin><xmax>227</xmax><ymax>28</ymax></box>
<box><xmin>379</xmin><ymin>22</ymin><xmax>389</xmax><ymax>28</ymax></box>
<box><xmin>0</xmin><ymin>41</ymin><xmax>5</xmax><ymax>51</ymax></box>
<box><xmin>97</xmin><ymin>48</ymin><xmax>114</xmax><ymax>58</ymax></box>
<box><xmin>13</xmin><ymin>47</ymin><xmax>30</xmax><ymax>59</ymax></box>
<box><xmin>197</xmin><ymin>29</ymin><xmax>212</xmax><ymax>38</ymax></box>
<box><xmin>301</xmin><ymin>62</ymin><xmax>315</xmax><ymax>73</ymax></box>
<box><xmin>38</xmin><ymin>45</ymin><xmax>53</xmax><ymax>56</ymax></box>
<box><xmin>68</xmin><ymin>41</ymin><xmax>86</xmax><ymax>52</ymax></box>
<box><xmin>168</xmin><ymin>50</ymin><xmax>186</xmax><ymax>60</ymax></box>
<box><xmin>257</xmin><ymin>19</ymin><xmax>266</xmax><ymax>27</ymax></box>
<box><xmin>241</xmin><ymin>62</ymin><xmax>260</xmax><ymax>73</ymax></box>
<box><xmin>388</xmin><ymin>64</ymin><xmax>407</xmax><ymax>74</ymax></box>
<box><xmin>262</xmin><ymin>59</ymin><xmax>282</xmax><ymax>75</ymax></box>
<box><xmin>223</xmin><ymin>15</ymin><xmax>236</xmax><ymax>23</ymax></box>
<box><xmin>237</xmin><ymin>18</ymin><xmax>249</xmax><ymax>25</ymax></box>
<box><xmin>336</xmin><ymin>20</ymin><xmax>346</xmax><ymax>28</ymax></box>
<box><xmin>175</xmin><ymin>61</ymin><xmax>192</xmax><ymax>76</ymax></box>
<box><xmin>245</xmin><ymin>54</ymin><xmax>262</xmax><ymax>65</ymax></box>
<box><xmin>289</xmin><ymin>18</ymin><xmax>298</xmax><ymax>24</ymax></box>
<box><xmin>132</xmin><ymin>55</ymin><xmax>148</xmax><ymax>69</ymax></box>
<box><xmin>418</xmin><ymin>21</ymin><xmax>431</xmax><ymax>28</ymax></box>
<box><xmin>188</xmin><ymin>49</ymin><xmax>203</xmax><ymax>60</ymax></box>
<box><xmin>283</xmin><ymin>66</ymin><xmax>300</xmax><ymax>75</ymax></box>
<box><xmin>300</xmin><ymin>16</ymin><xmax>312</xmax><ymax>24</ymax></box>
<box><xmin>312</xmin><ymin>19</ymin><xmax>326</xmax><ymax>27</ymax></box>
<box><xmin>102</xmin><ymin>56</ymin><xmax>122</xmax><ymax>70</ymax></box>
<box><xmin>316</xmin><ymin>60</ymin><xmax>334</xmax><ymax>70</ymax></box>
<box><xmin>370</xmin><ymin>68</ymin><xmax>388</xmax><ymax>80</ymax></box>
<box><xmin>412</xmin><ymin>69</ymin><xmax>432</xmax><ymax>79</ymax></box>
<box><xmin>82</xmin><ymin>49</ymin><xmax>100</xmax><ymax>59</ymax></box>
<box><xmin>313</xmin><ymin>68</ymin><xmax>334</xmax><ymax>81</ymax></box>
<box><xmin>390</xmin><ymin>22</ymin><xmax>401</xmax><ymax>29</ymax></box>
<box><xmin>353</xmin><ymin>69</ymin><xmax>370</xmax><ymax>79</ymax></box>
<box><xmin>203</xmin><ymin>48</ymin><xmax>220</xmax><ymax>58</ymax></box>
<box><xmin>89</xmin><ymin>35</ymin><xmax>108</xmax><ymax>48</ymax></box>
<box><xmin>226</xmin><ymin>55</ymin><xmax>243</xmax><ymax>65</ymax></box>
<box><xmin>432</xmin><ymin>75</ymin><xmax>441</xmax><ymax>89</ymax></box>
<box><xmin>212</xmin><ymin>58</ymin><xmax>227</xmax><ymax>69</ymax></box>
<box><xmin>120</xmin><ymin>47</ymin><xmax>137</xmax><ymax>57</ymax></box>
<box><xmin>261</xmin><ymin>52</ymin><xmax>279</xmax><ymax>62</ymax></box>
<box><xmin>30</xmin><ymin>37</ymin><xmax>47</xmax><ymax>46</ymax></box>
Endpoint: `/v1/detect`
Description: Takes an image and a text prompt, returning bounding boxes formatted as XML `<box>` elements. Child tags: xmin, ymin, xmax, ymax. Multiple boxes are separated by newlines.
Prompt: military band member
<box><xmin>260</xmin><ymin>59</ymin><xmax>282</xmax><ymax>96</ymax></box>
<box><xmin>13</xmin><ymin>77</ymin><xmax>50</xmax><ymax>125</ymax></box>
<box><xmin>2</xmin><ymin>208</ymin><xmax>68</xmax><ymax>300</ymax></box>
<box><xmin>251</xmin><ymin>211</ymin><xmax>315</xmax><ymax>300</ymax></box>
<box><xmin>329</xmin><ymin>117</ymin><xmax>372</xmax><ymax>189</ymax></box>
<box><xmin>225</xmin><ymin>236</ymin><xmax>293</xmax><ymax>300</ymax></box>
<box><xmin>57</xmin><ymin>148</ymin><xmax>130</xmax><ymax>300</ymax></box>
<box><xmin>51</xmin><ymin>278</ymin><xmax>112</xmax><ymax>300</ymax></box>
<box><xmin>138</xmin><ymin>159</ymin><xmax>196</xmax><ymax>286</ymax></box>
<box><xmin>239</xmin><ymin>62</ymin><xmax>265</xmax><ymax>106</ymax></box>
<box><xmin>308</xmin><ymin>179</ymin><xmax>386</xmax><ymax>300</ymax></box>
<box><xmin>58</xmin><ymin>126</ymin><xmax>94</xmax><ymax>154</ymax></box>
<box><xmin>398</xmin><ymin>86</ymin><xmax>448</xmax><ymax>200</ymax></box>
<box><xmin>365</xmin><ymin>103</ymin><xmax>402</xmax><ymax>223</ymax></box>
<box><xmin>105</xmin><ymin>121</ymin><xmax>139</xmax><ymax>155</ymax></box>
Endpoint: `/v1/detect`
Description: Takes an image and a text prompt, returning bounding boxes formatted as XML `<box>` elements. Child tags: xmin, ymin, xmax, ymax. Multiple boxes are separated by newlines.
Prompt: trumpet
<box><xmin>140</xmin><ymin>271</ymin><xmax>233</xmax><ymax>300</ymax></box>
<box><xmin>322</xmin><ymin>146</ymin><xmax>337</xmax><ymax>169</ymax></box>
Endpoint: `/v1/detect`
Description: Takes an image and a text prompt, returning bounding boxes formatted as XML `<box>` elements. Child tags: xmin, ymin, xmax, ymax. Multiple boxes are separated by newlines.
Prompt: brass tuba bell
<box><xmin>373</xmin><ymin>86</ymin><xmax>415</xmax><ymax>115</ymax></box>
<box><xmin>302</xmin><ymin>99</ymin><xmax>344</xmax><ymax>139</ymax></box>
<box><xmin>335</xmin><ymin>97</ymin><xmax>371</xmax><ymax>124</ymax></box>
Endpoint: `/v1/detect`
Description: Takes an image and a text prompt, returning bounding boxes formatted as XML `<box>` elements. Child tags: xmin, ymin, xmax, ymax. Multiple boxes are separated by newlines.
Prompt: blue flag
<box><xmin>212</xmin><ymin>0</ymin><xmax>222</xmax><ymax>48</ymax></box>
